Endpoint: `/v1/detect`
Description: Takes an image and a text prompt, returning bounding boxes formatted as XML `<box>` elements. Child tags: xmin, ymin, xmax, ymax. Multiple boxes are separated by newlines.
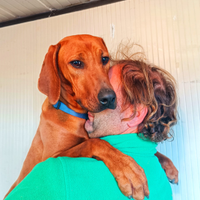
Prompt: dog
<box><xmin>5</xmin><ymin>35</ymin><xmax>149</xmax><ymax>200</ymax></box>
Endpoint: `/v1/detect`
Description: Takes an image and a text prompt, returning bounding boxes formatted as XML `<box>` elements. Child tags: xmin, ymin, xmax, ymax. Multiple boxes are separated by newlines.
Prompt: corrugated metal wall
<box><xmin>0</xmin><ymin>0</ymin><xmax>199</xmax><ymax>199</ymax></box>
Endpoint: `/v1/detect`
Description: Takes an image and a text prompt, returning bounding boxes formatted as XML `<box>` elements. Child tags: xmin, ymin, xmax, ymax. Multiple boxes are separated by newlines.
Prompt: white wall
<box><xmin>0</xmin><ymin>0</ymin><xmax>200</xmax><ymax>199</ymax></box>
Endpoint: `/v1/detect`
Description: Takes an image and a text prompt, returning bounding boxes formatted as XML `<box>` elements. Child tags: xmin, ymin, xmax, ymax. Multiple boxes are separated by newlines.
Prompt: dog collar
<box><xmin>53</xmin><ymin>100</ymin><xmax>88</xmax><ymax>120</ymax></box>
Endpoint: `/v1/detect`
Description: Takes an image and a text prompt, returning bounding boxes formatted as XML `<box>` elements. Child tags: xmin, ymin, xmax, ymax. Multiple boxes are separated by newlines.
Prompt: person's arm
<box><xmin>5</xmin><ymin>158</ymin><xmax>66</xmax><ymax>200</ymax></box>
<box><xmin>155</xmin><ymin>151</ymin><xmax>178</xmax><ymax>184</ymax></box>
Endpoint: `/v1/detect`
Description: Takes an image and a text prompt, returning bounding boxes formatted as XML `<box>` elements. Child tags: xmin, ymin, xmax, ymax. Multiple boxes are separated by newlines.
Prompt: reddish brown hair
<box><xmin>112</xmin><ymin>46</ymin><xmax>177</xmax><ymax>142</ymax></box>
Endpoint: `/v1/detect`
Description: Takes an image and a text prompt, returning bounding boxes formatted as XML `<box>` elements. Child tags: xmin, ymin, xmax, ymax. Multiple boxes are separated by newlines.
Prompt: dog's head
<box><xmin>38</xmin><ymin>34</ymin><xmax>116</xmax><ymax>113</ymax></box>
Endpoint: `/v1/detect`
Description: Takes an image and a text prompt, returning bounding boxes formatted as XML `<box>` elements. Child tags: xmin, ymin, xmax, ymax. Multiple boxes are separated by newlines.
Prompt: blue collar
<box><xmin>53</xmin><ymin>100</ymin><xmax>88</xmax><ymax>120</ymax></box>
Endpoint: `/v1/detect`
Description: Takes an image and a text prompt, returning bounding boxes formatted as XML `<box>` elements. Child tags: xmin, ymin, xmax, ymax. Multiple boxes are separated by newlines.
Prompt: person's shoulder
<box><xmin>24</xmin><ymin>157</ymin><xmax>65</xmax><ymax>183</ymax></box>
<box><xmin>40</xmin><ymin>157</ymin><xmax>102</xmax><ymax>174</ymax></box>
<box><xmin>5</xmin><ymin>158</ymin><xmax>67</xmax><ymax>200</ymax></box>
<box><xmin>40</xmin><ymin>157</ymin><xmax>62</xmax><ymax>167</ymax></box>
<box><xmin>57</xmin><ymin>156</ymin><xmax>100</xmax><ymax>165</ymax></box>
<box><xmin>34</xmin><ymin>157</ymin><xmax>63</xmax><ymax>172</ymax></box>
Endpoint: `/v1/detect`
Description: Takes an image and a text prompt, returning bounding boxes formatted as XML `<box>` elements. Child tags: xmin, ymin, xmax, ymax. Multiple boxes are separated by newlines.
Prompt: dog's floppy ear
<box><xmin>38</xmin><ymin>44</ymin><xmax>61</xmax><ymax>105</ymax></box>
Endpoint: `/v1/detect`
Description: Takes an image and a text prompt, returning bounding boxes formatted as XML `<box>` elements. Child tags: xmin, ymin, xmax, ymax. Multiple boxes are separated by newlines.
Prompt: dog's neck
<box><xmin>42</xmin><ymin>99</ymin><xmax>89</xmax><ymax>139</ymax></box>
<box><xmin>59</xmin><ymin>95</ymin><xmax>87</xmax><ymax>114</ymax></box>
<box><xmin>41</xmin><ymin>99</ymin><xmax>89</xmax><ymax>151</ymax></box>
<box><xmin>53</xmin><ymin>100</ymin><xmax>88</xmax><ymax>120</ymax></box>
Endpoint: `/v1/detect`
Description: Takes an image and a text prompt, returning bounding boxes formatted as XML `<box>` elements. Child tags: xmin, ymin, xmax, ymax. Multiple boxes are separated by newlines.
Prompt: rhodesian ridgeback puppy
<box><xmin>5</xmin><ymin>35</ymin><xmax>150</xmax><ymax>200</ymax></box>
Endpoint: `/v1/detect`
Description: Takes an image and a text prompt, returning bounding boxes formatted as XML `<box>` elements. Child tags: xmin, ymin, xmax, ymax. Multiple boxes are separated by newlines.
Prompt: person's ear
<box><xmin>127</xmin><ymin>105</ymin><xmax>148</xmax><ymax>127</ymax></box>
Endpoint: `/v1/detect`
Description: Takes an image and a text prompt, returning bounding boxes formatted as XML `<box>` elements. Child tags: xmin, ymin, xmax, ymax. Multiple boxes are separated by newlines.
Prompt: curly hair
<box><xmin>111</xmin><ymin>45</ymin><xmax>177</xmax><ymax>142</ymax></box>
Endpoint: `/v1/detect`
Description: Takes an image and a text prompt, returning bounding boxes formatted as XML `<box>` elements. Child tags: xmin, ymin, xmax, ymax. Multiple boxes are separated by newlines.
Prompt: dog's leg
<box><xmin>58</xmin><ymin>138</ymin><xmax>149</xmax><ymax>200</ymax></box>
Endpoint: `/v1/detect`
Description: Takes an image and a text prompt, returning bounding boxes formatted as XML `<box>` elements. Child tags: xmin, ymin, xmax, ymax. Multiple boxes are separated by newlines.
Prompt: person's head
<box><xmin>85</xmin><ymin>49</ymin><xmax>177</xmax><ymax>142</ymax></box>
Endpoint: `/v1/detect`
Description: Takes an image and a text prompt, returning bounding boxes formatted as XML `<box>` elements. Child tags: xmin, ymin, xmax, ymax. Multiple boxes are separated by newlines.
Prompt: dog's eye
<box><xmin>102</xmin><ymin>57</ymin><xmax>109</xmax><ymax>65</ymax></box>
<box><xmin>70</xmin><ymin>60</ymin><xmax>84</xmax><ymax>69</ymax></box>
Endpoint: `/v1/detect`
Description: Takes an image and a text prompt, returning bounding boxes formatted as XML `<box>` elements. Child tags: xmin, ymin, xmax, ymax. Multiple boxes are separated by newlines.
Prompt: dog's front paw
<box><xmin>108</xmin><ymin>155</ymin><xmax>149</xmax><ymax>200</ymax></box>
<box><xmin>155</xmin><ymin>152</ymin><xmax>178</xmax><ymax>184</ymax></box>
<box><xmin>162</xmin><ymin>159</ymin><xmax>178</xmax><ymax>184</ymax></box>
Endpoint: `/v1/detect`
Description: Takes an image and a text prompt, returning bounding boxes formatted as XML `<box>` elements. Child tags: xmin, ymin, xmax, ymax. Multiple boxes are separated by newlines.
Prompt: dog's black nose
<box><xmin>98</xmin><ymin>89</ymin><xmax>116</xmax><ymax>109</ymax></box>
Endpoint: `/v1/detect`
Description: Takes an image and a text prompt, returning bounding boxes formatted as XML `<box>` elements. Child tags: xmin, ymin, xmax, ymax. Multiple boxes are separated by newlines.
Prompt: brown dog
<box><xmin>5</xmin><ymin>35</ymin><xmax>149</xmax><ymax>200</ymax></box>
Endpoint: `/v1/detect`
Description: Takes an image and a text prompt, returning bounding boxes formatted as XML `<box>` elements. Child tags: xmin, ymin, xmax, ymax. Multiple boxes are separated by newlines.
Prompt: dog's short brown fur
<box><xmin>5</xmin><ymin>35</ymin><xmax>150</xmax><ymax>200</ymax></box>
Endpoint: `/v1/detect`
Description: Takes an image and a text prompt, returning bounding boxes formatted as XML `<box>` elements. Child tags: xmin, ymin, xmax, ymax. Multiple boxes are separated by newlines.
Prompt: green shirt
<box><xmin>6</xmin><ymin>133</ymin><xmax>172</xmax><ymax>200</ymax></box>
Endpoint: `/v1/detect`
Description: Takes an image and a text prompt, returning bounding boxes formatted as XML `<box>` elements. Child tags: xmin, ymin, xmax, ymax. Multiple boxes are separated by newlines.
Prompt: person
<box><xmin>5</xmin><ymin>50</ymin><xmax>178</xmax><ymax>200</ymax></box>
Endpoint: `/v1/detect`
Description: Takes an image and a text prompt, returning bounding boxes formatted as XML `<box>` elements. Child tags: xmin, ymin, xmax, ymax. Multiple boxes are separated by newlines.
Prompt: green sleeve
<box><xmin>5</xmin><ymin>158</ymin><xmax>66</xmax><ymax>200</ymax></box>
